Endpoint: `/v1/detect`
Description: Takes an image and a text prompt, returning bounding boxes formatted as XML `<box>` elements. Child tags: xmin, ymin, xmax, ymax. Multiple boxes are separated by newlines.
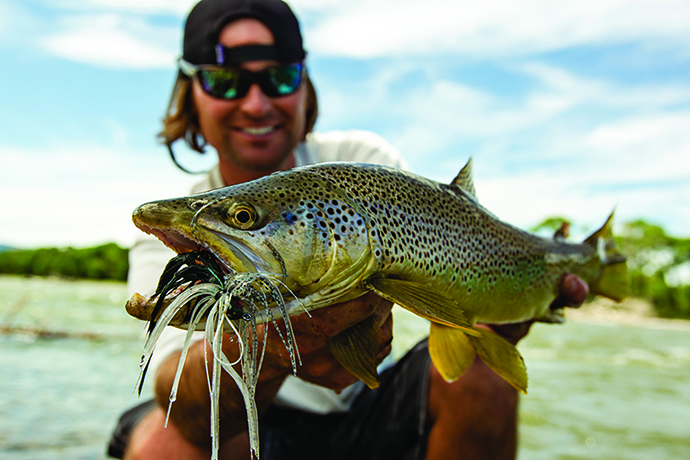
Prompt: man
<box><xmin>109</xmin><ymin>1</ymin><xmax>588</xmax><ymax>459</ymax></box>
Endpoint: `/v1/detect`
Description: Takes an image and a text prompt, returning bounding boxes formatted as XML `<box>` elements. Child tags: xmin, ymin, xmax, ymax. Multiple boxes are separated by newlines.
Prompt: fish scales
<box><xmin>291</xmin><ymin>163</ymin><xmax>598</xmax><ymax>324</ymax></box>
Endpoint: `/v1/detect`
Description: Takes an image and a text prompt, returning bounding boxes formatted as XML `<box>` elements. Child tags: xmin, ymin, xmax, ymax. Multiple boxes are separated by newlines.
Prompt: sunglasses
<box><xmin>178</xmin><ymin>59</ymin><xmax>305</xmax><ymax>100</ymax></box>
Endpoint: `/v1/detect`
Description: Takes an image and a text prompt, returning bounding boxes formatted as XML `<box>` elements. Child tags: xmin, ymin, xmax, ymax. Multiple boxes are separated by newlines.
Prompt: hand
<box><xmin>156</xmin><ymin>293</ymin><xmax>394</xmax><ymax>446</ymax></box>
<box><xmin>488</xmin><ymin>274</ymin><xmax>590</xmax><ymax>345</ymax></box>
<box><xmin>262</xmin><ymin>292</ymin><xmax>394</xmax><ymax>390</ymax></box>
<box><xmin>550</xmin><ymin>273</ymin><xmax>589</xmax><ymax>309</ymax></box>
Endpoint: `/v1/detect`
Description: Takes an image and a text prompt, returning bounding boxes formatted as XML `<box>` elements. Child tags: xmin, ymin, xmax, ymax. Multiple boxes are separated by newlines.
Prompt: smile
<box><xmin>240</xmin><ymin>125</ymin><xmax>276</xmax><ymax>136</ymax></box>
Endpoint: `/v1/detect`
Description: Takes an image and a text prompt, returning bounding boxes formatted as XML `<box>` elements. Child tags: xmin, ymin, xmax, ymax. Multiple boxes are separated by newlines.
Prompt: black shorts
<box><xmin>108</xmin><ymin>339</ymin><xmax>431</xmax><ymax>460</ymax></box>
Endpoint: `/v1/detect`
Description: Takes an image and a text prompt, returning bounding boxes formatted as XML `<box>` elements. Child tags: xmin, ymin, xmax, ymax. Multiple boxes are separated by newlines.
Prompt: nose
<box><xmin>239</xmin><ymin>84</ymin><xmax>272</xmax><ymax>118</ymax></box>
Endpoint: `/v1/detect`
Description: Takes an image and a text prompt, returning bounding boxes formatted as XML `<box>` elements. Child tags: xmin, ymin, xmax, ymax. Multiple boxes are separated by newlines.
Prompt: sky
<box><xmin>1</xmin><ymin>0</ymin><xmax>689</xmax><ymax>249</ymax></box>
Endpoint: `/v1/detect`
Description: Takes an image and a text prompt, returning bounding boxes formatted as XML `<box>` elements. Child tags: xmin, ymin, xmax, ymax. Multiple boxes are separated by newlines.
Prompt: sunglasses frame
<box><xmin>178</xmin><ymin>58</ymin><xmax>305</xmax><ymax>100</ymax></box>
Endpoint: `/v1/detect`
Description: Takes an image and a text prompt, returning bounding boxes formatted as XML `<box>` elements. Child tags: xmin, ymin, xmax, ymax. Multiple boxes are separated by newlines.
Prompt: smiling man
<box><xmin>184</xmin><ymin>20</ymin><xmax>307</xmax><ymax>177</ymax></box>
<box><xmin>108</xmin><ymin>1</ymin><xmax>588</xmax><ymax>459</ymax></box>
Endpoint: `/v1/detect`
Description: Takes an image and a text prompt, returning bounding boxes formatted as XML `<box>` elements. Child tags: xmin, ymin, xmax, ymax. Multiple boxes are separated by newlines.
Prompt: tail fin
<box><xmin>583</xmin><ymin>211</ymin><xmax>629</xmax><ymax>302</ymax></box>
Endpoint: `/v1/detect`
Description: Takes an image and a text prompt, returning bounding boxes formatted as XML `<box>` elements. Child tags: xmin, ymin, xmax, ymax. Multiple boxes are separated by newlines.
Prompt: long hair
<box><xmin>158</xmin><ymin>71</ymin><xmax>319</xmax><ymax>169</ymax></box>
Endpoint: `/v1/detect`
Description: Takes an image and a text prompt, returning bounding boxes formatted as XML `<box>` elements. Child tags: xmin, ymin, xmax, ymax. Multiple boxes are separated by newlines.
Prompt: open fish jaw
<box><xmin>144</xmin><ymin>226</ymin><xmax>199</xmax><ymax>254</ymax></box>
<box><xmin>133</xmin><ymin>201</ymin><xmax>267</xmax><ymax>275</ymax></box>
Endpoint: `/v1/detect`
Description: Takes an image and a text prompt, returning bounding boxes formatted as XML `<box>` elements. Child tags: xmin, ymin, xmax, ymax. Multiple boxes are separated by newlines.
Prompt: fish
<box><xmin>128</xmin><ymin>158</ymin><xmax>628</xmax><ymax>395</ymax></box>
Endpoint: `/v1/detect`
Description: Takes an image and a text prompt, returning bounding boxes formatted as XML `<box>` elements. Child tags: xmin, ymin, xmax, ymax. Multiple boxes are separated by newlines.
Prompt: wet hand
<box><xmin>487</xmin><ymin>274</ymin><xmax>590</xmax><ymax>345</ymax></box>
<box><xmin>261</xmin><ymin>292</ymin><xmax>394</xmax><ymax>390</ymax></box>
<box><xmin>550</xmin><ymin>273</ymin><xmax>589</xmax><ymax>309</ymax></box>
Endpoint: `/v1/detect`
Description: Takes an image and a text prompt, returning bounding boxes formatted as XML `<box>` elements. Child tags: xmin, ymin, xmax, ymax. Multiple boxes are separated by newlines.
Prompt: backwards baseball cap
<box><xmin>183</xmin><ymin>0</ymin><xmax>306</xmax><ymax>66</ymax></box>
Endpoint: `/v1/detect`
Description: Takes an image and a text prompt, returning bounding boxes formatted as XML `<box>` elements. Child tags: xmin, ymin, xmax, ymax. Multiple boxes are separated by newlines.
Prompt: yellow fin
<box><xmin>592</xmin><ymin>259</ymin><xmax>629</xmax><ymax>302</ymax></box>
<box><xmin>428</xmin><ymin>322</ymin><xmax>477</xmax><ymax>382</ymax></box>
<box><xmin>467</xmin><ymin>329</ymin><xmax>528</xmax><ymax>394</ymax></box>
<box><xmin>365</xmin><ymin>277</ymin><xmax>481</xmax><ymax>337</ymax></box>
<box><xmin>328</xmin><ymin>315</ymin><xmax>381</xmax><ymax>389</ymax></box>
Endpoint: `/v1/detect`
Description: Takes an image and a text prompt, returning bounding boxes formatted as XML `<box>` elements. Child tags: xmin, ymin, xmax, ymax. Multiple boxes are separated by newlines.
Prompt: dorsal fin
<box><xmin>451</xmin><ymin>157</ymin><xmax>477</xmax><ymax>199</ymax></box>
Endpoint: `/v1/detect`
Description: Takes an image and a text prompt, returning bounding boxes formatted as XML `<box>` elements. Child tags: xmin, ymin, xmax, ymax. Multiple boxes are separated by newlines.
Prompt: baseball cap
<box><xmin>182</xmin><ymin>0</ymin><xmax>306</xmax><ymax>66</ymax></box>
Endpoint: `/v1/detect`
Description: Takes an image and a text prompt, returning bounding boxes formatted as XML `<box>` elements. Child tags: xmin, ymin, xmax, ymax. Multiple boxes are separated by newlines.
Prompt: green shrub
<box><xmin>0</xmin><ymin>243</ymin><xmax>129</xmax><ymax>281</ymax></box>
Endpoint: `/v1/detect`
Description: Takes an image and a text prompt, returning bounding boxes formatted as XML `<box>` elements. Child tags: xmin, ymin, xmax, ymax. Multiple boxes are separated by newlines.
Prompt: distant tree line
<box><xmin>0</xmin><ymin>243</ymin><xmax>128</xmax><ymax>281</ymax></box>
<box><xmin>534</xmin><ymin>218</ymin><xmax>690</xmax><ymax>320</ymax></box>
<box><xmin>618</xmin><ymin>220</ymin><xmax>690</xmax><ymax>319</ymax></box>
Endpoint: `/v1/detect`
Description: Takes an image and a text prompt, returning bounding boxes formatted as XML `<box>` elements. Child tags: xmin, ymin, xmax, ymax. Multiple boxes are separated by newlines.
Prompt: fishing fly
<box><xmin>135</xmin><ymin>250</ymin><xmax>302</xmax><ymax>459</ymax></box>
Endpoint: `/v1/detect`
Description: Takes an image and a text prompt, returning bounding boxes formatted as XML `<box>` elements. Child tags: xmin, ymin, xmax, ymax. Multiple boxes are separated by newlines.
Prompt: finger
<box><xmin>289</xmin><ymin>292</ymin><xmax>384</xmax><ymax>338</ymax></box>
<box><xmin>550</xmin><ymin>274</ymin><xmax>589</xmax><ymax>310</ymax></box>
<box><xmin>484</xmin><ymin>321</ymin><xmax>535</xmax><ymax>345</ymax></box>
<box><xmin>377</xmin><ymin>312</ymin><xmax>394</xmax><ymax>360</ymax></box>
<box><xmin>372</xmin><ymin>298</ymin><xmax>394</xmax><ymax>327</ymax></box>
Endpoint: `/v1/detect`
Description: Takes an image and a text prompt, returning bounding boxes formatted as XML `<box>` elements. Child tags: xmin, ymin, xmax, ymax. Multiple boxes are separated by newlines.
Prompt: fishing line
<box><xmin>190</xmin><ymin>196</ymin><xmax>225</xmax><ymax>241</ymax></box>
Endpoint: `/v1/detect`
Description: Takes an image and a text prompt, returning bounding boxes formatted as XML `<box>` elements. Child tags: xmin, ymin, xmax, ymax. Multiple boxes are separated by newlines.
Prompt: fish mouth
<box><xmin>140</xmin><ymin>225</ymin><xmax>199</xmax><ymax>254</ymax></box>
<box><xmin>132</xmin><ymin>199</ymin><xmax>283</xmax><ymax>286</ymax></box>
<box><xmin>134</xmin><ymin>217</ymin><xmax>276</xmax><ymax>276</ymax></box>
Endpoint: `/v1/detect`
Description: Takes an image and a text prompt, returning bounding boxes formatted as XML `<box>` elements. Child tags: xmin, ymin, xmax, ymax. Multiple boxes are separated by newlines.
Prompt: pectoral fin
<box><xmin>365</xmin><ymin>277</ymin><xmax>480</xmax><ymax>337</ymax></box>
<box><xmin>467</xmin><ymin>329</ymin><xmax>528</xmax><ymax>394</ymax></box>
<box><xmin>429</xmin><ymin>322</ymin><xmax>477</xmax><ymax>382</ymax></box>
<box><xmin>328</xmin><ymin>315</ymin><xmax>382</xmax><ymax>389</ymax></box>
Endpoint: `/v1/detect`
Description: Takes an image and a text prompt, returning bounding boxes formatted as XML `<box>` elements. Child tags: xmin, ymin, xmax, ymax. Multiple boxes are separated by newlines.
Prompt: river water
<box><xmin>1</xmin><ymin>276</ymin><xmax>688</xmax><ymax>459</ymax></box>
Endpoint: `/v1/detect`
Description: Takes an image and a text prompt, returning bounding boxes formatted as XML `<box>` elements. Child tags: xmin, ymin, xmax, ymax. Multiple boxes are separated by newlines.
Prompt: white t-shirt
<box><xmin>128</xmin><ymin>130</ymin><xmax>412</xmax><ymax>413</ymax></box>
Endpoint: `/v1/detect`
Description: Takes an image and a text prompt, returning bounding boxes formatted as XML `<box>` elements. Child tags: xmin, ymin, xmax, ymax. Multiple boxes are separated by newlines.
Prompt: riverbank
<box><xmin>567</xmin><ymin>297</ymin><xmax>690</xmax><ymax>331</ymax></box>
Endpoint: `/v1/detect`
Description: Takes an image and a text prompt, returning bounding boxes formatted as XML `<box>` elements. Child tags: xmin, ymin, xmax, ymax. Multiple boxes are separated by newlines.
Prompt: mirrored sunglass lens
<box><xmin>269</xmin><ymin>65</ymin><xmax>302</xmax><ymax>95</ymax></box>
<box><xmin>200</xmin><ymin>69</ymin><xmax>240</xmax><ymax>99</ymax></box>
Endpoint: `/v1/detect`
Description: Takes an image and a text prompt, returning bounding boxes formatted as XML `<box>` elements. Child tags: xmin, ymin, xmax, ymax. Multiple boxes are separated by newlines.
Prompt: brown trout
<box><xmin>128</xmin><ymin>159</ymin><xmax>628</xmax><ymax>393</ymax></box>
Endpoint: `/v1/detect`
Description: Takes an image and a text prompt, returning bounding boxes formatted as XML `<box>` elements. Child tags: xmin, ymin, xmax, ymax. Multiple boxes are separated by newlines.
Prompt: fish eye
<box><xmin>228</xmin><ymin>203</ymin><xmax>257</xmax><ymax>229</ymax></box>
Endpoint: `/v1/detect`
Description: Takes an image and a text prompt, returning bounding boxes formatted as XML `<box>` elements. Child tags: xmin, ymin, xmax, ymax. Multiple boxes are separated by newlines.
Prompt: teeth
<box><xmin>242</xmin><ymin>126</ymin><xmax>274</xmax><ymax>135</ymax></box>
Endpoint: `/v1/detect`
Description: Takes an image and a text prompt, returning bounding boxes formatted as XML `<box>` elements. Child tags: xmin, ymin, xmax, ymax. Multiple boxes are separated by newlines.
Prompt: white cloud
<box><xmin>0</xmin><ymin>1</ymin><xmax>41</xmax><ymax>46</ymax></box>
<box><xmin>40</xmin><ymin>14</ymin><xmax>179</xmax><ymax>69</ymax></box>
<box><xmin>447</xmin><ymin>108</ymin><xmax>690</xmax><ymax>237</ymax></box>
<box><xmin>34</xmin><ymin>0</ymin><xmax>690</xmax><ymax>69</ymax></box>
<box><xmin>381</xmin><ymin>72</ymin><xmax>577</xmax><ymax>160</ymax></box>
<box><xmin>0</xmin><ymin>4</ymin><xmax>9</xmax><ymax>34</ymax></box>
<box><xmin>376</xmin><ymin>62</ymin><xmax>690</xmax><ymax>160</ymax></box>
<box><xmin>290</xmin><ymin>0</ymin><xmax>345</xmax><ymax>10</ymax></box>
<box><xmin>586</xmin><ymin>111</ymin><xmax>690</xmax><ymax>151</ymax></box>
<box><xmin>304</xmin><ymin>0</ymin><xmax>690</xmax><ymax>58</ymax></box>
<box><xmin>583</xmin><ymin>111</ymin><xmax>690</xmax><ymax>184</ymax></box>
<box><xmin>521</xmin><ymin>62</ymin><xmax>690</xmax><ymax>109</ymax></box>
<box><xmin>52</xmin><ymin>0</ymin><xmax>197</xmax><ymax>16</ymax></box>
<box><xmin>459</xmin><ymin>108</ymin><xmax>690</xmax><ymax>237</ymax></box>
<box><xmin>0</xmin><ymin>144</ymin><xmax>200</xmax><ymax>248</ymax></box>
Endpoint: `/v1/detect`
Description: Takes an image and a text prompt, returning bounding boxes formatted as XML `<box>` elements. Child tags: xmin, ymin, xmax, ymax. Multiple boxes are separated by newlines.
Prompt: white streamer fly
<box><xmin>135</xmin><ymin>255</ymin><xmax>303</xmax><ymax>460</ymax></box>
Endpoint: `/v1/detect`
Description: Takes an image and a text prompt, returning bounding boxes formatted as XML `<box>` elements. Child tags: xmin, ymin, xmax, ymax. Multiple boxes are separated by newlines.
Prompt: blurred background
<box><xmin>1</xmin><ymin>0</ymin><xmax>688</xmax><ymax>458</ymax></box>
